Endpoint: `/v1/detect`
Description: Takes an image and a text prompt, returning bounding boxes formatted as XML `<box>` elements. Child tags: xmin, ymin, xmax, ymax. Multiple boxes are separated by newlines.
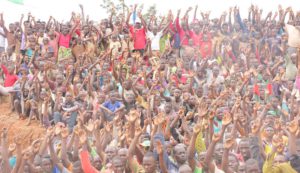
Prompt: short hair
<box><xmin>144</xmin><ymin>151</ymin><xmax>156</xmax><ymax>159</ymax></box>
<box><xmin>239</xmin><ymin>137</ymin><xmax>250</xmax><ymax>144</ymax></box>
<box><xmin>245</xmin><ymin>159</ymin><xmax>259</xmax><ymax>170</ymax></box>
<box><xmin>112</xmin><ymin>156</ymin><xmax>123</xmax><ymax>165</ymax></box>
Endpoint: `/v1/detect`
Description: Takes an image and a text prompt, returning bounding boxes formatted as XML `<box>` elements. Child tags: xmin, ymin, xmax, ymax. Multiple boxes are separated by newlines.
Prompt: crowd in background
<box><xmin>0</xmin><ymin>3</ymin><xmax>300</xmax><ymax>173</ymax></box>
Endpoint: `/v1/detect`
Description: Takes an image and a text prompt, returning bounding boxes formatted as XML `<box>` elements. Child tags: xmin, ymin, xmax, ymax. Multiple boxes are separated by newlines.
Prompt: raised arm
<box><xmin>193</xmin><ymin>5</ymin><xmax>198</xmax><ymax>20</ymax></box>
<box><xmin>1</xmin><ymin>128</ymin><xmax>11</xmax><ymax>173</ymax></box>
<box><xmin>49</xmin><ymin>132</ymin><xmax>70</xmax><ymax>173</ymax></box>
<box><xmin>79</xmin><ymin>4</ymin><xmax>85</xmax><ymax>26</ymax></box>
<box><xmin>187</xmin><ymin>122</ymin><xmax>202</xmax><ymax>171</ymax></box>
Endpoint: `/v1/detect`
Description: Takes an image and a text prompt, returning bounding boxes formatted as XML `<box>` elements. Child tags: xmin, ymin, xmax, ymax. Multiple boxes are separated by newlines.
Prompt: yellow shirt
<box><xmin>263</xmin><ymin>153</ymin><xmax>297</xmax><ymax>173</ymax></box>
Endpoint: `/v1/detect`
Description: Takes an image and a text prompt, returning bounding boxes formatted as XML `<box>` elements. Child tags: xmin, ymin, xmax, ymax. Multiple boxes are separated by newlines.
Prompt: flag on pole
<box><xmin>8</xmin><ymin>0</ymin><xmax>24</xmax><ymax>5</ymax></box>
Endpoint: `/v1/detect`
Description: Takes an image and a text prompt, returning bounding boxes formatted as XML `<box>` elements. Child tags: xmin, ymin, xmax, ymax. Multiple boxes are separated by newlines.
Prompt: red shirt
<box><xmin>80</xmin><ymin>150</ymin><xmax>99</xmax><ymax>173</ymax></box>
<box><xmin>129</xmin><ymin>25</ymin><xmax>146</xmax><ymax>50</ymax></box>
<box><xmin>1</xmin><ymin>65</ymin><xmax>18</xmax><ymax>87</ymax></box>
<box><xmin>176</xmin><ymin>17</ymin><xmax>190</xmax><ymax>46</ymax></box>
<box><xmin>58</xmin><ymin>33</ymin><xmax>72</xmax><ymax>48</ymax></box>
<box><xmin>199</xmin><ymin>33</ymin><xmax>212</xmax><ymax>58</ymax></box>
<box><xmin>189</xmin><ymin>31</ymin><xmax>201</xmax><ymax>47</ymax></box>
<box><xmin>200</xmin><ymin>41</ymin><xmax>212</xmax><ymax>58</ymax></box>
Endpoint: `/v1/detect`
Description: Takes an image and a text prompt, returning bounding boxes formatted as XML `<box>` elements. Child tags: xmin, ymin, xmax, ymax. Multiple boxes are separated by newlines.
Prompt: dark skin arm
<box><xmin>61</xmin><ymin>127</ymin><xmax>72</xmax><ymax>169</ymax></box>
<box><xmin>204</xmin><ymin>124</ymin><xmax>227</xmax><ymax>172</ymax></box>
<box><xmin>49</xmin><ymin>134</ymin><xmax>69</xmax><ymax>172</ymax></box>
<box><xmin>138</xmin><ymin>11</ymin><xmax>147</xmax><ymax>32</ymax></box>
<box><xmin>128</xmin><ymin>126</ymin><xmax>145</xmax><ymax>172</ymax></box>
<box><xmin>11</xmin><ymin>136</ymin><xmax>22</xmax><ymax>173</ymax></box>
<box><xmin>188</xmin><ymin>122</ymin><xmax>202</xmax><ymax>171</ymax></box>
<box><xmin>1</xmin><ymin>128</ymin><xmax>11</xmax><ymax>173</ymax></box>
<box><xmin>193</xmin><ymin>5</ymin><xmax>198</xmax><ymax>20</ymax></box>
<box><xmin>126</xmin><ymin>6</ymin><xmax>133</xmax><ymax>27</ymax></box>
<box><xmin>156</xmin><ymin>140</ymin><xmax>168</xmax><ymax>173</ymax></box>
<box><xmin>79</xmin><ymin>4</ymin><xmax>85</xmax><ymax>26</ymax></box>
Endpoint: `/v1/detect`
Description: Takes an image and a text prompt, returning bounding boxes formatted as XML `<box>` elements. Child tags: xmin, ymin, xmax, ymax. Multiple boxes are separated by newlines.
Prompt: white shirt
<box><xmin>147</xmin><ymin>31</ymin><xmax>163</xmax><ymax>51</ymax></box>
<box><xmin>0</xmin><ymin>27</ymin><xmax>5</xmax><ymax>48</ymax></box>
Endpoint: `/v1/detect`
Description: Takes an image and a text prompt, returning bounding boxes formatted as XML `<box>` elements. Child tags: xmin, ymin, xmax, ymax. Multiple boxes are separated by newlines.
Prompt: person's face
<box><xmin>264</xmin><ymin>127</ymin><xmax>274</xmax><ymax>138</ymax></box>
<box><xmin>97</xmin><ymin>95</ymin><xmax>105</xmax><ymax>103</ymax></box>
<box><xmin>214</xmin><ymin>143</ymin><xmax>224</xmax><ymax>161</ymax></box>
<box><xmin>83</xmin><ymin>26</ymin><xmax>89</xmax><ymax>34</ymax></box>
<box><xmin>103</xmin><ymin>63</ymin><xmax>110</xmax><ymax>71</ymax></box>
<box><xmin>48</xmin><ymin>32</ymin><xmax>55</xmax><ymax>39</ymax></box>
<box><xmin>112</xmin><ymin>159</ymin><xmax>125</xmax><ymax>173</ymax></box>
<box><xmin>188</xmin><ymin>96</ymin><xmax>197</xmax><ymax>106</ymax></box>
<box><xmin>9</xmin><ymin>24</ymin><xmax>15</xmax><ymax>32</ymax></box>
<box><xmin>273</xmin><ymin>155</ymin><xmax>285</xmax><ymax>166</ymax></box>
<box><xmin>238</xmin><ymin>163</ymin><xmax>246</xmax><ymax>173</ymax></box>
<box><xmin>46</xmin><ymin>51</ymin><xmax>54</xmax><ymax>59</ymax></box>
<box><xmin>174</xmin><ymin>146</ymin><xmax>187</xmax><ymax>164</ymax></box>
<box><xmin>93</xmin><ymin>157</ymin><xmax>102</xmax><ymax>170</ymax></box>
<box><xmin>65</xmin><ymin>94</ymin><xmax>73</xmax><ymax>102</ymax></box>
<box><xmin>110</xmin><ymin>93</ymin><xmax>117</xmax><ymax>102</ymax></box>
<box><xmin>143</xmin><ymin>156</ymin><xmax>157</xmax><ymax>173</ymax></box>
<box><xmin>41</xmin><ymin>158</ymin><xmax>52</xmax><ymax>173</ymax></box>
<box><xmin>222</xmin><ymin>24</ymin><xmax>229</xmax><ymax>33</ymax></box>
<box><xmin>228</xmin><ymin>155</ymin><xmax>239</xmax><ymax>172</ymax></box>
<box><xmin>56</xmin><ymin>76</ymin><xmax>63</xmax><ymax>85</ymax></box>
<box><xmin>197</xmin><ymin>152</ymin><xmax>206</xmax><ymax>166</ymax></box>
<box><xmin>62</xmin><ymin>27</ymin><xmax>69</xmax><ymax>35</ymax></box>
<box><xmin>105</xmin><ymin>147</ymin><xmax>117</xmax><ymax>161</ymax></box>
<box><xmin>239</xmin><ymin>141</ymin><xmax>250</xmax><ymax>160</ymax></box>
<box><xmin>127</xmin><ymin>94</ymin><xmax>135</xmax><ymax>104</ymax></box>
<box><xmin>246</xmin><ymin>164</ymin><xmax>260</xmax><ymax>173</ymax></box>
<box><xmin>164</xmin><ymin>103</ymin><xmax>172</xmax><ymax>113</ymax></box>
<box><xmin>194</xmin><ymin>25</ymin><xmax>200</xmax><ymax>33</ymax></box>
<box><xmin>135</xmin><ymin>22</ymin><xmax>141</xmax><ymax>29</ymax></box>
<box><xmin>234</xmin><ymin>23</ymin><xmax>241</xmax><ymax>31</ymax></box>
<box><xmin>213</xmin><ymin>69</ymin><xmax>219</xmax><ymax>76</ymax></box>
<box><xmin>291</xmin><ymin>54</ymin><xmax>297</xmax><ymax>64</ymax></box>
<box><xmin>124</xmin><ymin>80</ymin><xmax>132</xmax><ymax>89</ymax></box>
<box><xmin>117</xmin><ymin>149</ymin><xmax>128</xmax><ymax>161</ymax></box>
<box><xmin>7</xmin><ymin>66</ymin><xmax>14</xmax><ymax>74</ymax></box>
<box><xmin>174</xmin><ymin>89</ymin><xmax>181</xmax><ymax>98</ymax></box>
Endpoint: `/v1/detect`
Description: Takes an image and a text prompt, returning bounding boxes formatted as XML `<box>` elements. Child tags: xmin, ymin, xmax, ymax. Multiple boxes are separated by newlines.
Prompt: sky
<box><xmin>0</xmin><ymin>0</ymin><xmax>299</xmax><ymax>24</ymax></box>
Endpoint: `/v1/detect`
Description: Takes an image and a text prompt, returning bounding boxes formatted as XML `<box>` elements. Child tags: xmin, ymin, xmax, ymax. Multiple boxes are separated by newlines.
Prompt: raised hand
<box><xmin>125</xmin><ymin>110</ymin><xmax>139</xmax><ymax>123</ymax></box>
<box><xmin>153</xmin><ymin>112</ymin><xmax>166</xmax><ymax>125</ymax></box>
<box><xmin>193</xmin><ymin>123</ymin><xmax>202</xmax><ymax>134</ymax></box>
<box><xmin>85</xmin><ymin>119</ymin><xmax>95</xmax><ymax>132</ymax></box>
<box><xmin>198</xmin><ymin>102</ymin><xmax>208</xmax><ymax>117</ymax></box>
<box><xmin>8</xmin><ymin>143</ymin><xmax>16</xmax><ymax>152</ymax></box>
<box><xmin>212</xmin><ymin>133</ymin><xmax>222</xmax><ymax>143</ymax></box>
<box><xmin>287</xmin><ymin>118</ymin><xmax>299</xmax><ymax>134</ymax></box>
<box><xmin>251</xmin><ymin>119</ymin><xmax>260</xmax><ymax>134</ymax></box>
<box><xmin>78</xmin><ymin>129</ymin><xmax>87</xmax><ymax>145</ymax></box>
<box><xmin>224</xmin><ymin>135</ymin><xmax>235</xmax><ymax>149</ymax></box>
<box><xmin>222</xmin><ymin>112</ymin><xmax>232</xmax><ymax>126</ymax></box>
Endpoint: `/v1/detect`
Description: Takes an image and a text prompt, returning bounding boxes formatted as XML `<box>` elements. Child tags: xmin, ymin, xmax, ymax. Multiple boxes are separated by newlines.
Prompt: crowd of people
<box><xmin>0</xmin><ymin>3</ymin><xmax>300</xmax><ymax>173</ymax></box>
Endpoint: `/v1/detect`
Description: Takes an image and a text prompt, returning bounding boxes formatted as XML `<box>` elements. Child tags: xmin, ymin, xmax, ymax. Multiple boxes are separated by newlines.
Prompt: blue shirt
<box><xmin>103</xmin><ymin>101</ymin><xmax>122</xmax><ymax>112</ymax></box>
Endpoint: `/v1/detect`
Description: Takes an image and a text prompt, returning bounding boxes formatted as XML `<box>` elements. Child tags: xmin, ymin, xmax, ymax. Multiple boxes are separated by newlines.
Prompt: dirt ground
<box><xmin>0</xmin><ymin>97</ymin><xmax>45</xmax><ymax>147</ymax></box>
